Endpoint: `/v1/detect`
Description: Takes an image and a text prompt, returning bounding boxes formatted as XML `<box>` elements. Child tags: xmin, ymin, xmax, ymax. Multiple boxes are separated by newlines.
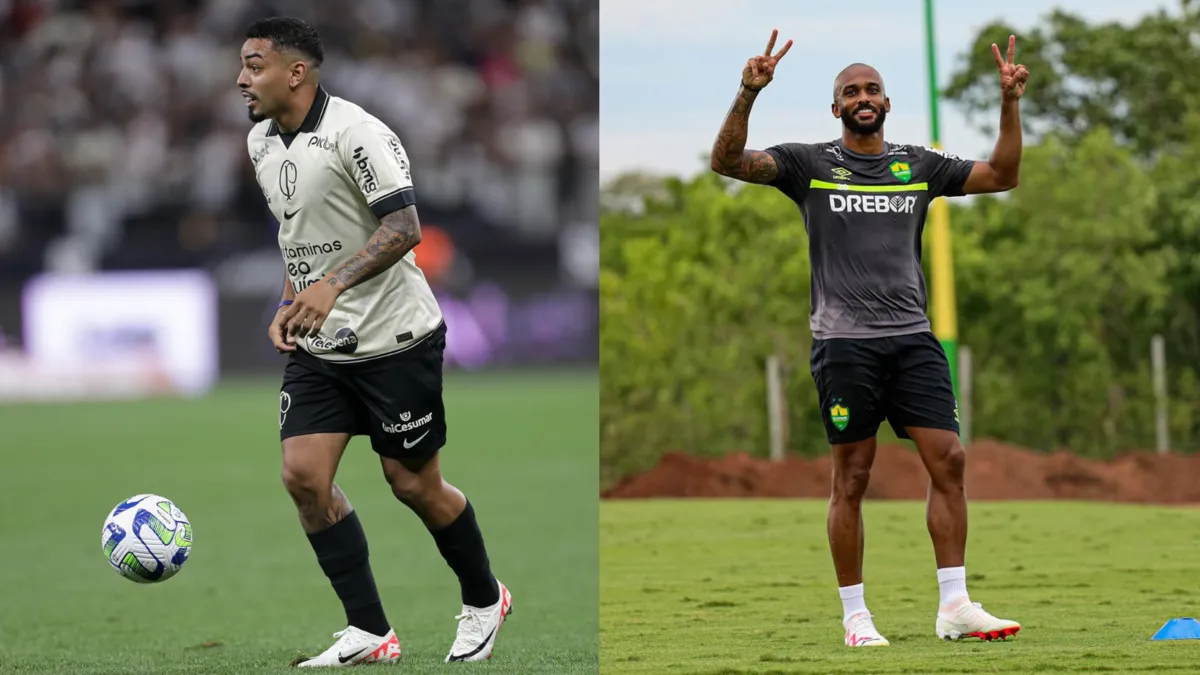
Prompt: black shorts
<box><xmin>279</xmin><ymin>322</ymin><xmax>447</xmax><ymax>466</ymax></box>
<box><xmin>809</xmin><ymin>331</ymin><xmax>959</xmax><ymax>445</ymax></box>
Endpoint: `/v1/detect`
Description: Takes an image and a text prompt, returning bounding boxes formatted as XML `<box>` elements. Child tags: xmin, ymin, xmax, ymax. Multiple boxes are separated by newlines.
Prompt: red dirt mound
<box><xmin>602</xmin><ymin>439</ymin><xmax>1200</xmax><ymax>503</ymax></box>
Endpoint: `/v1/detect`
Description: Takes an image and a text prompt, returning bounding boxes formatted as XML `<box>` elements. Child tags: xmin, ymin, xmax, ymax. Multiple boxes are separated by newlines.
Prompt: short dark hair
<box><xmin>245</xmin><ymin>17</ymin><xmax>324</xmax><ymax>66</ymax></box>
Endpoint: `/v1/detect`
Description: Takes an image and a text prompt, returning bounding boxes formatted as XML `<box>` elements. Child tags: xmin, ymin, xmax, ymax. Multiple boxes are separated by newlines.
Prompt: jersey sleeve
<box><xmin>918</xmin><ymin>146</ymin><xmax>976</xmax><ymax>198</ymax></box>
<box><xmin>763</xmin><ymin>142</ymin><xmax>817</xmax><ymax>198</ymax></box>
<box><xmin>340</xmin><ymin>122</ymin><xmax>416</xmax><ymax>219</ymax></box>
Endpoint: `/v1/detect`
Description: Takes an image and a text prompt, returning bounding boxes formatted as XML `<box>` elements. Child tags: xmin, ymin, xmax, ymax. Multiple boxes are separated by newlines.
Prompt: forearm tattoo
<box><xmin>711</xmin><ymin>87</ymin><xmax>778</xmax><ymax>184</ymax></box>
<box><xmin>328</xmin><ymin>206</ymin><xmax>421</xmax><ymax>291</ymax></box>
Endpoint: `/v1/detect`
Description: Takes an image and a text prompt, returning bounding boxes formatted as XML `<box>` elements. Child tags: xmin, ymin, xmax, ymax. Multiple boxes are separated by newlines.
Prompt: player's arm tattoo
<box><xmin>326</xmin><ymin>206</ymin><xmax>421</xmax><ymax>292</ymax></box>
<box><xmin>710</xmin><ymin>86</ymin><xmax>778</xmax><ymax>184</ymax></box>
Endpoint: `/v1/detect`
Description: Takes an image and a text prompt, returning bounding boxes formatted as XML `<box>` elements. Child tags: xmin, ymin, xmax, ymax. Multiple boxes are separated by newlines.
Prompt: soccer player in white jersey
<box><xmin>238</xmin><ymin>17</ymin><xmax>512</xmax><ymax>666</ymax></box>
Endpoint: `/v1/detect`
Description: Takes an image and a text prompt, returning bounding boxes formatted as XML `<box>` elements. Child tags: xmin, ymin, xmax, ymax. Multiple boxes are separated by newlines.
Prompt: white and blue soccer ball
<box><xmin>101</xmin><ymin>494</ymin><xmax>193</xmax><ymax>583</ymax></box>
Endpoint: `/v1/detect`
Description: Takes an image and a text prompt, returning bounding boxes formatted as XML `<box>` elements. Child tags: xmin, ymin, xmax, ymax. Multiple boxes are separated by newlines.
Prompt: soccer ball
<box><xmin>101</xmin><ymin>494</ymin><xmax>193</xmax><ymax>583</ymax></box>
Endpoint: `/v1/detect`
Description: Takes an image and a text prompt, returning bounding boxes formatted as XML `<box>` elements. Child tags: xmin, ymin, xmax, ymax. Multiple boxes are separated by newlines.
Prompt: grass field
<box><xmin>601</xmin><ymin>499</ymin><xmax>1200</xmax><ymax>674</ymax></box>
<box><xmin>0</xmin><ymin>370</ymin><xmax>598</xmax><ymax>674</ymax></box>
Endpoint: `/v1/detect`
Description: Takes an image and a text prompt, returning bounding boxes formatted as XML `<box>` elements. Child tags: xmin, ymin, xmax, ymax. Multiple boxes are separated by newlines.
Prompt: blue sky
<box><xmin>600</xmin><ymin>0</ymin><xmax>1178</xmax><ymax>181</ymax></box>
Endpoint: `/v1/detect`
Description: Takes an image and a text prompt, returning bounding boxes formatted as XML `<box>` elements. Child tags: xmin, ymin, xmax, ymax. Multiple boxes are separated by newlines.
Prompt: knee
<box><xmin>385</xmin><ymin>470</ymin><xmax>438</xmax><ymax>510</ymax></box>
<box><xmin>832</xmin><ymin>449</ymin><xmax>873</xmax><ymax>502</ymax></box>
<box><xmin>928</xmin><ymin>440</ymin><xmax>966</xmax><ymax>489</ymax></box>
<box><xmin>281</xmin><ymin>463</ymin><xmax>327</xmax><ymax>502</ymax></box>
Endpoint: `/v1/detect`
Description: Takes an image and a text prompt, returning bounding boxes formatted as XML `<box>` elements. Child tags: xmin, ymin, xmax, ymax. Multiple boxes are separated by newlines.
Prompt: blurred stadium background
<box><xmin>0</xmin><ymin>1</ymin><xmax>598</xmax><ymax>672</ymax></box>
<box><xmin>0</xmin><ymin>0</ymin><xmax>597</xmax><ymax>395</ymax></box>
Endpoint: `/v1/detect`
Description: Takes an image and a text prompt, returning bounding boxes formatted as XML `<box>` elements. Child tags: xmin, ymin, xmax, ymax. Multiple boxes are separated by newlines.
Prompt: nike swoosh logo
<box><xmin>403</xmin><ymin>430</ymin><xmax>430</xmax><ymax>449</ymax></box>
<box><xmin>448</xmin><ymin>626</ymin><xmax>497</xmax><ymax>661</ymax></box>
<box><xmin>338</xmin><ymin>647</ymin><xmax>368</xmax><ymax>664</ymax></box>
<box><xmin>284</xmin><ymin>208</ymin><xmax>302</xmax><ymax>220</ymax></box>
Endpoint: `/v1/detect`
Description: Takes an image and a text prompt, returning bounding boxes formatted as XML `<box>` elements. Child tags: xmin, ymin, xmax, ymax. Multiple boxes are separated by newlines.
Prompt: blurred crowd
<box><xmin>0</xmin><ymin>0</ymin><xmax>599</xmax><ymax>287</ymax></box>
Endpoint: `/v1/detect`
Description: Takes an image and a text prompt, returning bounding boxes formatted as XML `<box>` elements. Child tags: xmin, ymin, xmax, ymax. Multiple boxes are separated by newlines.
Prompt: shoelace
<box><xmin>846</xmin><ymin>613</ymin><xmax>878</xmax><ymax>636</ymax></box>
<box><xmin>327</xmin><ymin>628</ymin><xmax>370</xmax><ymax>651</ymax></box>
<box><xmin>958</xmin><ymin>602</ymin><xmax>987</xmax><ymax>617</ymax></box>
<box><xmin>451</xmin><ymin>610</ymin><xmax>485</xmax><ymax>651</ymax></box>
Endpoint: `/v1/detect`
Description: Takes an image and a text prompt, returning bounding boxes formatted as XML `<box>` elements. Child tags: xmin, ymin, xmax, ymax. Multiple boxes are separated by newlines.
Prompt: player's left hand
<box><xmin>281</xmin><ymin>279</ymin><xmax>341</xmax><ymax>342</ymax></box>
<box><xmin>992</xmin><ymin>35</ymin><xmax>1028</xmax><ymax>101</ymax></box>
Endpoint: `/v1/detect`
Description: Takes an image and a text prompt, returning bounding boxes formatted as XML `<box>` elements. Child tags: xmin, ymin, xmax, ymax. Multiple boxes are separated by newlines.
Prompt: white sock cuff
<box><xmin>937</xmin><ymin>566</ymin><xmax>966</xmax><ymax>583</ymax></box>
<box><xmin>838</xmin><ymin>583</ymin><xmax>865</xmax><ymax>600</ymax></box>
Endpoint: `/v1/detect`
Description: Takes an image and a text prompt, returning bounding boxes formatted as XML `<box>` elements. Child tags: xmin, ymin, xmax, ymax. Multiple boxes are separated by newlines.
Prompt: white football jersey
<box><xmin>248</xmin><ymin>86</ymin><xmax>443</xmax><ymax>362</ymax></box>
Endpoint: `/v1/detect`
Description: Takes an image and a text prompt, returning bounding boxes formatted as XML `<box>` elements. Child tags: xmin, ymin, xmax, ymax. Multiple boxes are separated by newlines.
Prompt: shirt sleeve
<box><xmin>919</xmin><ymin>145</ymin><xmax>976</xmax><ymax>198</ymax></box>
<box><xmin>340</xmin><ymin>121</ymin><xmax>416</xmax><ymax>219</ymax></box>
<box><xmin>763</xmin><ymin>142</ymin><xmax>816</xmax><ymax>199</ymax></box>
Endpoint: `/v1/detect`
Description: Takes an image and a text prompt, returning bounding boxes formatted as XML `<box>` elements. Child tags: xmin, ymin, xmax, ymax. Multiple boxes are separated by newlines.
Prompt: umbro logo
<box><xmin>284</xmin><ymin>208</ymin><xmax>302</xmax><ymax>220</ymax></box>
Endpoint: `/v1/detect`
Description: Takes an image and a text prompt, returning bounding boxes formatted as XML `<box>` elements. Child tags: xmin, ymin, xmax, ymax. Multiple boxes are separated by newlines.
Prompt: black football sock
<box><xmin>430</xmin><ymin>500</ymin><xmax>500</xmax><ymax>608</ymax></box>
<box><xmin>307</xmin><ymin>511</ymin><xmax>391</xmax><ymax>637</ymax></box>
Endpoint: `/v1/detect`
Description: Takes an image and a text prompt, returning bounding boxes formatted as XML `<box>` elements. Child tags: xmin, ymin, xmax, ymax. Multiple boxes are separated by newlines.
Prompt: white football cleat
<box><xmin>844</xmin><ymin>611</ymin><xmax>890</xmax><ymax>647</ymax></box>
<box><xmin>445</xmin><ymin>580</ymin><xmax>514</xmax><ymax>662</ymax></box>
<box><xmin>936</xmin><ymin>599</ymin><xmax>1021</xmax><ymax>641</ymax></box>
<box><xmin>296</xmin><ymin>625</ymin><xmax>401</xmax><ymax>667</ymax></box>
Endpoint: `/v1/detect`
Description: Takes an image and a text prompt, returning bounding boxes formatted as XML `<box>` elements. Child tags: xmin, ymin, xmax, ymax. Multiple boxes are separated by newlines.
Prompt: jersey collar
<box><xmin>834</xmin><ymin>138</ymin><xmax>892</xmax><ymax>160</ymax></box>
<box><xmin>266</xmin><ymin>85</ymin><xmax>331</xmax><ymax>137</ymax></box>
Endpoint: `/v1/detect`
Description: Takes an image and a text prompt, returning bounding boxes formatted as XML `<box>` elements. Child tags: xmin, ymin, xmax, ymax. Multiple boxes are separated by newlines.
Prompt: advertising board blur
<box><xmin>0</xmin><ymin>268</ymin><xmax>596</xmax><ymax>402</ymax></box>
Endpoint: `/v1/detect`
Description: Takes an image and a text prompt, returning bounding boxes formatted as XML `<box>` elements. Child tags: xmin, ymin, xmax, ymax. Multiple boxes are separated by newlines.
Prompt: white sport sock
<box><xmin>937</xmin><ymin>566</ymin><xmax>969</xmax><ymax>607</ymax></box>
<box><xmin>839</xmin><ymin>583</ymin><xmax>868</xmax><ymax>623</ymax></box>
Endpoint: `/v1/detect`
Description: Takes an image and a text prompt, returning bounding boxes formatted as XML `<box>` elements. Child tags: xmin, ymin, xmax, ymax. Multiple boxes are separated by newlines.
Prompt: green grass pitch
<box><xmin>0</xmin><ymin>370</ymin><xmax>598</xmax><ymax>674</ymax></box>
<box><xmin>601</xmin><ymin>499</ymin><xmax>1200</xmax><ymax>674</ymax></box>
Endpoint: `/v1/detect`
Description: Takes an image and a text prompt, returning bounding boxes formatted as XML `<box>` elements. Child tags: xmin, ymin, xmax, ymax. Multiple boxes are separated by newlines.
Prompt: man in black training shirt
<box><xmin>711</xmin><ymin>31</ymin><xmax>1028</xmax><ymax>647</ymax></box>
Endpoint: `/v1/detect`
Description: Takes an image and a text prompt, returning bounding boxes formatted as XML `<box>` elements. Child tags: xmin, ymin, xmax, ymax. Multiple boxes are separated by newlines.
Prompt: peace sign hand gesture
<box><xmin>992</xmin><ymin>34</ymin><xmax>1029</xmax><ymax>101</ymax></box>
<box><xmin>743</xmin><ymin>29</ymin><xmax>793</xmax><ymax>92</ymax></box>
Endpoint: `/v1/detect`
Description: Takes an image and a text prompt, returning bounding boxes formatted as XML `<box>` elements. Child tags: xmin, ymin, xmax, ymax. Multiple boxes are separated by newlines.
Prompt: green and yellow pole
<box><xmin>924</xmin><ymin>0</ymin><xmax>959</xmax><ymax>398</ymax></box>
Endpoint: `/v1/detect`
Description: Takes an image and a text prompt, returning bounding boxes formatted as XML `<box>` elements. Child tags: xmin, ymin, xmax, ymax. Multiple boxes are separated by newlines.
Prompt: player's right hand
<box><xmin>270</xmin><ymin>307</ymin><xmax>297</xmax><ymax>353</ymax></box>
<box><xmin>743</xmin><ymin>29</ymin><xmax>793</xmax><ymax>92</ymax></box>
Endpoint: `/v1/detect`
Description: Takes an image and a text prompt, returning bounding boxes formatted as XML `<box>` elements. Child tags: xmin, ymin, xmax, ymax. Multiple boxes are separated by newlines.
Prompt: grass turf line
<box><xmin>0</xmin><ymin>371</ymin><xmax>598</xmax><ymax>674</ymax></box>
<box><xmin>601</xmin><ymin>499</ymin><xmax>1200</xmax><ymax>674</ymax></box>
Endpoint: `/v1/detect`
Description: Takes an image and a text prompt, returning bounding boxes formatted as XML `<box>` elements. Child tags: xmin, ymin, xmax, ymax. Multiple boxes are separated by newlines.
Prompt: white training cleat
<box><xmin>844</xmin><ymin>611</ymin><xmax>890</xmax><ymax>647</ymax></box>
<box><xmin>295</xmin><ymin>626</ymin><xmax>402</xmax><ymax>667</ymax></box>
<box><xmin>936</xmin><ymin>599</ymin><xmax>1021</xmax><ymax>641</ymax></box>
<box><xmin>445</xmin><ymin>580</ymin><xmax>514</xmax><ymax>662</ymax></box>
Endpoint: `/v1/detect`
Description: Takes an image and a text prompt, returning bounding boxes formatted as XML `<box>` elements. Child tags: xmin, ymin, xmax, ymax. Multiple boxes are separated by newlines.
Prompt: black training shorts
<box><xmin>809</xmin><ymin>330</ymin><xmax>959</xmax><ymax>445</ymax></box>
<box><xmin>279</xmin><ymin>322</ymin><xmax>447</xmax><ymax>466</ymax></box>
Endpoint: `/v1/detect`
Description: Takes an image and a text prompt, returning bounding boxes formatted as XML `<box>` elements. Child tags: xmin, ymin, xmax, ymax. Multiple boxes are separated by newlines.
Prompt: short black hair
<box><xmin>245</xmin><ymin>17</ymin><xmax>324</xmax><ymax>66</ymax></box>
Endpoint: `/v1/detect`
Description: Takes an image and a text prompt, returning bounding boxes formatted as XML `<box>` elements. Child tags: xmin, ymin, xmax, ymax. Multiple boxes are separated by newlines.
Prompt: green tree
<box><xmin>600</xmin><ymin>129</ymin><xmax>1200</xmax><ymax>485</ymax></box>
<box><xmin>944</xmin><ymin>3</ymin><xmax>1200</xmax><ymax>155</ymax></box>
<box><xmin>950</xmin><ymin>128</ymin><xmax>1188</xmax><ymax>455</ymax></box>
<box><xmin>947</xmin><ymin>2</ymin><xmax>1200</xmax><ymax>451</ymax></box>
<box><xmin>600</xmin><ymin>174</ymin><xmax>819</xmax><ymax>484</ymax></box>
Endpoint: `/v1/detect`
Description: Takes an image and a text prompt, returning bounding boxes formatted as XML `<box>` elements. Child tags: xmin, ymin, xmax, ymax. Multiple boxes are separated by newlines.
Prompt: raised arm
<box><xmin>963</xmin><ymin>35</ymin><xmax>1028</xmax><ymax>195</ymax></box>
<box><xmin>710</xmin><ymin>30</ymin><xmax>792</xmax><ymax>185</ymax></box>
